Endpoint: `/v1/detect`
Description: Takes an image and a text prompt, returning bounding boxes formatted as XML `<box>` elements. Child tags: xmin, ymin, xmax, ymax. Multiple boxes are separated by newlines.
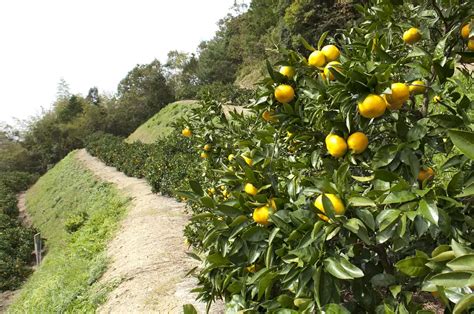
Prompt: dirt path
<box><xmin>17</xmin><ymin>192</ymin><xmax>32</xmax><ymax>228</ymax></box>
<box><xmin>74</xmin><ymin>149</ymin><xmax>223</xmax><ymax>313</ymax></box>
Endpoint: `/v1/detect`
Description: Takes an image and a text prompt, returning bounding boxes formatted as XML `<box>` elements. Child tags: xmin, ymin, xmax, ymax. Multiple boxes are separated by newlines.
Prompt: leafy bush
<box><xmin>0</xmin><ymin>214</ymin><xmax>36</xmax><ymax>291</ymax></box>
<box><xmin>65</xmin><ymin>211</ymin><xmax>89</xmax><ymax>234</ymax></box>
<box><xmin>0</xmin><ymin>172</ymin><xmax>37</xmax><ymax>217</ymax></box>
<box><xmin>197</xmin><ymin>83</ymin><xmax>254</xmax><ymax>106</ymax></box>
<box><xmin>86</xmin><ymin>130</ymin><xmax>202</xmax><ymax>197</ymax></box>
<box><xmin>180</xmin><ymin>0</ymin><xmax>474</xmax><ymax>312</ymax></box>
<box><xmin>0</xmin><ymin>171</ymin><xmax>38</xmax><ymax>291</ymax></box>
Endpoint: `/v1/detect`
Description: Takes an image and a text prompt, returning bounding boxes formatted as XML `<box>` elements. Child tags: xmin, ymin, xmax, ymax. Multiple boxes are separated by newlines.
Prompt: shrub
<box><xmin>0</xmin><ymin>213</ymin><xmax>36</xmax><ymax>291</ymax></box>
<box><xmin>86</xmin><ymin>130</ymin><xmax>202</xmax><ymax>197</ymax></box>
<box><xmin>65</xmin><ymin>211</ymin><xmax>89</xmax><ymax>233</ymax></box>
<box><xmin>0</xmin><ymin>171</ymin><xmax>38</xmax><ymax>290</ymax></box>
<box><xmin>181</xmin><ymin>0</ymin><xmax>474</xmax><ymax>312</ymax></box>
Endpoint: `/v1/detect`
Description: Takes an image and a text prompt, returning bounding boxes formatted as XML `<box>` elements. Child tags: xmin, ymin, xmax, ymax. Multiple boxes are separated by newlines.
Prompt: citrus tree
<box><xmin>183</xmin><ymin>0</ymin><xmax>474</xmax><ymax>312</ymax></box>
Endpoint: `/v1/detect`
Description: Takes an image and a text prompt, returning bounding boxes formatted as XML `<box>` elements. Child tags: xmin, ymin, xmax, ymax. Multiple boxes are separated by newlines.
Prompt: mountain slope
<box><xmin>8</xmin><ymin>151</ymin><xmax>130</xmax><ymax>313</ymax></box>
<box><xmin>127</xmin><ymin>100</ymin><xmax>199</xmax><ymax>144</ymax></box>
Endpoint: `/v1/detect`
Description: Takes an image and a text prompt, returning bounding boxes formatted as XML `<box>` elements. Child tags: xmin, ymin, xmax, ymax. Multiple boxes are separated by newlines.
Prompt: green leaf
<box><xmin>355</xmin><ymin>208</ymin><xmax>375</xmax><ymax>231</ymax></box>
<box><xmin>451</xmin><ymin>239</ymin><xmax>472</xmax><ymax>257</ymax></box>
<box><xmin>200</xmin><ymin>196</ymin><xmax>215</xmax><ymax>209</ymax></box>
<box><xmin>456</xmin><ymin>184</ymin><xmax>474</xmax><ymax>197</ymax></box>
<box><xmin>300</xmin><ymin>35</ymin><xmax>316</xmax><ymax>51</ymax></box>
<box><xmin>374</xmin><ymin>170</ymin><xmax>399</xmax><ymax>182</ymax></box>
<box><xmin>183</xmin><ymin>304</ymin><xmax>198</xmax><ymax>314</ymax></box>
<box><xmin>348</xmin><ymin>197</ymin><xmax>376</xmax><ymax>207</ymax></box>
<box><xmin>376</xmin><ymin>209</ymin><xmax>400</xmax><ymax>231</ymax></box>
<box><xmin>453</xmin><ymin>293</ymin><xmax>474</xmax><ymax>314</ymax></box>
<box><xmin>434</xmin><ymin>31</ymin><xmax>453</xmax><ymax>61</ymax></box>
<box><xmin>323</xmin><ymin>304</ymin><xmax>350</xmax><ymax>314</ymax></box>
<box><xmin>370</xmin><ymin>273</ymin><xmax>396</xmax><ymax>287</ymax></box>
<box><xmin>447</xmin><ymin>172</ymin><xmax>464</xmax><ymax>196</ymax></box>
<box><xmin>418</xmin><ymin>199</ymin><xmax>438</xmax><ymax>225</ymax></box>
<box><xmin>430</xmin><ymin>114</ymin><xmax>464</xmax><ymax>128</ymax></box>
<box><xmin>207</xmin><ymin>253</ymin><xmax>230</xmax><ymax>266</ymax></box>
<box><xmin>407</xmin><ymin>46</ymin><xmax>430</xmax><ymax>58</ymax></box>
<box><xmin>339</xmin><ymin>257</ymin><xmax>364</xmax><ymax>278</ymax></box>
<box><xmin>323</xmin><ymin>257</ymin><xmax>363</xmax><ymax>280</ymax></box>
<box><xmin>242</xmin><ymin>226</ymin><xmax>268</xmax><ymax>242</ymax></box>
<box><xmin>266</xmin><ymin>60</ymin><xmax>276</xmax><ymax>81</ymax></box>
<box><xmin>406</xmin><ymin>124</ymin><xmax>427</xmax><ymax>142</ymax></box>
<box><xmin>382</xmin><ymin>191</ymin><xmax>417</xmax><ymax>204</ymax></box>
<box><xmin>431</xmin><ymin>245</ymin><xmax>451</xmax><ymax>258</ymax></box>
<box><xmin>427</xmin><ymin>271</ymin><xmax>474</xmax><ymax>287</ymax></box>
<box><xmin>189</xmin><ymin>180</ymin><xmax>204</xmax><ymax>196</ymax></box>
<box><xmin>372</xmin><ymin>145</ymin><xmax>398</xmax><ymax>168</ymax></box>
<box><xmin>216</xmin><ymin>204</ymin><xmax>241</xmax><ymax>217</ymax></box>
<box><xmin>389</xmin><ymin>285</ymin><xmax>401</xmax><ymax>298</ymax></box>
<box><xmin>447</xmin><ymin>254</ymin><xmax>474</xmax><ymax>272</ymax></box>
<box><xmin>448</xmin><ymin>130</ymin><xmax>474</xmax><ymax>160</ymax></box>
<box><xmin>317</xmin><ymin>31</ymin><xmax>329</xmax><ymax>50</ymax></box>
<box><xmin>343</xmin><ymin>218</ymin><xmax>371</xmax><ymax>244</ymax></box>
<box><xmin>395</xmin><ymin>256</ymin><xmax>429</xmax><ymax>277</ymax></box>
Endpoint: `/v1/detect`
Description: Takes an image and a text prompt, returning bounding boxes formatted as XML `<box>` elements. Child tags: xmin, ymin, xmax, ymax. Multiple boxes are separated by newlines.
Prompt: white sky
<box><xmin>0</xmin><ymin>0</ymin><xmax>240</xmax><ymax>126</ymax></box>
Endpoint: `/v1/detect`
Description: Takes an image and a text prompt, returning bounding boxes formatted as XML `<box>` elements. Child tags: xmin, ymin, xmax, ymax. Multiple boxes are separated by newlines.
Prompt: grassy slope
<box><xmin>8</xmin><ymin>151</ymin><xmax>130</xmax><ymax>313</ymax></box>
<box><xmin>126</xmin><ymin>100</ymin><xmax>199</xmax><ymax>144</ymax></box>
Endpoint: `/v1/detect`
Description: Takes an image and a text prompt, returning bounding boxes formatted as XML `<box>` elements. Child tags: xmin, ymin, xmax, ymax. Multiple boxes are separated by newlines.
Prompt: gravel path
<box><xmin>74</xmin><ymin>149</ymin><xmax>223</xmax><ymax>313</ymax></box>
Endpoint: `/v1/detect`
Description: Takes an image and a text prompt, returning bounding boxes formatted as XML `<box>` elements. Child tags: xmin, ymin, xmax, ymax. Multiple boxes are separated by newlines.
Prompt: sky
<box><xmin>0</xmin><ymin>0</ymin><xmax>240</xmax><ymax>126</ymax></box>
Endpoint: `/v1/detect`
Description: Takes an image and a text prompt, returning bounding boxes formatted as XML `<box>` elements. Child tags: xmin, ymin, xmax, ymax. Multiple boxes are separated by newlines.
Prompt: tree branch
<box><xmin>431</xmin><ymin>0</ymin><xmax>448</xmax><ymax>33</ymax></box>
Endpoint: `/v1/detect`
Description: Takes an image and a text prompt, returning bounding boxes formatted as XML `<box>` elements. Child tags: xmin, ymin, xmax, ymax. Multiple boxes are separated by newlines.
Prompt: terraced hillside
<box><xmin>127</xmin><ymin>100</ymin><xmax>199</xmax><ymax>144</ymax></box>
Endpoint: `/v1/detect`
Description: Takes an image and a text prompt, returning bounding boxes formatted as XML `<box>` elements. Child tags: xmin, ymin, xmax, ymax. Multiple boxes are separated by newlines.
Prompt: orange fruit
<box><xmin>358</xmin><ymin>94</ymin><xmax>386</xmax><ymax>118</ymax></box>
<box><xmin>323</xmin><ymin>61</ymin><xmax>342</xmax><ymax>81</ymax></box>
<box><xmin>403</xmin><ymin>27</ymin><xmax>422</xmax><ymax>44</ymax></box>
<box><xmin>387</xmin><ymin>83</ymin><xmax>410</xmax><ymax>105</ymax></box>
<box><xmin>246</xmin><ymin>264</ymin><xmax>257</xmax><ymax>273</ymax></box>
<box><xmin>262</xmin><ymin>110</ymin><xmax>277</xmax><ymax>122</ymax></box>
<box><xmin>318</xmin><ymin>213</ymin><xmax>330</xmax><ymax>222</ymax></box>
<box><xmin>320</xmin><ymin>72</ymin><xmax>327</xmax><ymax>81</ymax></box>
<box><xmin>382</xmin><ymin>94</ymin><xmax>403</xmax><ymax>110</ymax></box>
<box><xmin>347</xmin><ymin>132</ymin><xmax>368</xmax><ymax>154</ymax></box>
<box><xmin>461</xmin><ymin>23</ymin><xmax>470</xmax><ymax>39</ymax></box>
<box><xmin>269</xmin><ymin>198</ymin><xmax>277</xmax><ymax>210</ymax></box>
<box><xmin>274</xmin><ymin>84</ymin><xmax>295</xmax><ymax>103</ymax></box>
<box><xmin>433</xmin><ymin>96</ymin><xmax>442</xmax><ymax>103</ymax></box>
<box><xmin>325</xmin><ymin>134</ymin><xmax>347</xmax><ymax>158</ymax></box>
<box><xmin>182</xmin><ymin>128</ymin><xmax>192</xmax><ymax>137</ymax></box>
<box><xmin>279</xmin><ymin>66</ymin><xmax>296</xmax><ymax>78</ymax></box>
<box><xmin>469</xmin><ymin>38</ymin><xmax>474</xmax><ymax>51</ymax></box>
<box><xmin>253</xmin><ymin>206</ymin><xmax>272</xmax><ymax>225</ymax></box>
<box><xmin>418</xmin><ymin>167</ymin><xmax>435</xmax><ymax>182</ymax></box>
<box><xmin>244</xmin><ymin>183</ymin><xmax>258</xmax><ymax>196</ymax></box>
<box><xmin>314</xmin><ymin>194</ymin><xmax>346</xmax><ymax>215</ymax></box>
<box><xmin>203</xmin><ymin>144</ymin><xmax>212</xmax><ymax>151</ymax></box>
<box><xmin>321</xmin><ymin>45</ymin><xmax>340</xmax><ymax>62</ymax></box>
<box><xmin>308</xmin><ymin>50</ymin><xmax>326</xmax><ymax>67</ymax></box>
<box><xmin>200</xmin><ymin>152</ymin><xmax>209</xmax><ymax>159</ymax></box>
<box><xmin>409</xmin><ymin>80</ymin><xmax>426</xmax><ymax>95</ymax></box>
<box><xmin>242</xmin><ymin>155</ymin><xmax>253</xmax><ymax>166</ymax></box>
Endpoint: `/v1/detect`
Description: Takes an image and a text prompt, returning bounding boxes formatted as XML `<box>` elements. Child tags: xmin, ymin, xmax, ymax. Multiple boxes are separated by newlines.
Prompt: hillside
<box><xmin>8</xmin><ymin>151</ymin><xmax>131</xmax><ymax>312</ymax></box>
<box><xmin>126</xmin><ymin>100</ymin><xmax>199</xmax><ymax>144</ymax></box>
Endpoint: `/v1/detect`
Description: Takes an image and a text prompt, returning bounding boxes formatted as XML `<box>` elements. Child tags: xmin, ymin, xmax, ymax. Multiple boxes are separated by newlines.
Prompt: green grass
<box><xmin>126</xmin><ymin>100</ymin><xmax>199</xmax><ymax>144</ymax></box>
<box><xmin>8</xmin><ymin>151</ymin><xmax>130</xmax><ymax>313</ymax></box>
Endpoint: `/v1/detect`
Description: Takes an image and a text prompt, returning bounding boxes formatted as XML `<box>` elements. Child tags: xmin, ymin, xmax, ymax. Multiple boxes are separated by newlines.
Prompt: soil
<box><xmin>74</xmin><ymin>149</ymin><xmax>224</xmax><ymax>313</ymax></box>
<box><xmin>17</xmin><ymin>192</ymin><xmax>32</xmax><ymax>228</ymax></box>
<box><xmin>0</xmin><ymin>291</ymin><xmax>19</xmax><ymax>314</ymax></box>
